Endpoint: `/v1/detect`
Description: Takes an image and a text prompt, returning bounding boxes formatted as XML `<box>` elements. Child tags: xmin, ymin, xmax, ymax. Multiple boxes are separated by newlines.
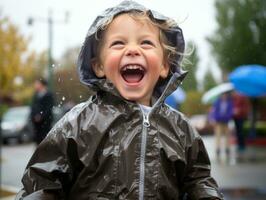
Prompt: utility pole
<box><xmin>48</xmin><ymin>9</ymin><xmax>53</xmax><ymax>91</ymax></box>
<box><xmin>28</xmin><ymin>10</ymin><xmax>69</xmax><ymax>91</ymax></box>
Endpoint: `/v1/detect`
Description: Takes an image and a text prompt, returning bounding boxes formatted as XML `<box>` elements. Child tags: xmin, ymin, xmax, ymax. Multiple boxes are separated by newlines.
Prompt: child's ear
<box><xmin>160</xmin><ymin>62</ymin><xmax>170</xmax><ymax>79</ymax></box>
<box><xmin>91</xmin><ymin>58</ymin><xmax>105</xmax><ymax>77</ymax></box>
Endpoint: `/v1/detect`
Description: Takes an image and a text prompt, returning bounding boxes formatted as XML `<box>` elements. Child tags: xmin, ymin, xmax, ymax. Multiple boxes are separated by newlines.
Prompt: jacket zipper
<box><xmin>139</xmin><ymin>107</ymin><xmax>150</xmax><ymax>200</ymax></box>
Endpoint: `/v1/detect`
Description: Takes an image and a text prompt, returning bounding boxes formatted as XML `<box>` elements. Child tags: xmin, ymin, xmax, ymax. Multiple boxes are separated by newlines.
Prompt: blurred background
<box><xmin>1</xmin><ymin>0</ymin><xmax>266</xmax><ymax>199</ymax></box>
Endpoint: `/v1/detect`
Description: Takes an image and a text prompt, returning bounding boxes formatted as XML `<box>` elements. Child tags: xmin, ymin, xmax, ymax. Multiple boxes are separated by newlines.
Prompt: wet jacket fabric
<box><xmin>16</xmin><ymin>74</ymin><xmax>223</xmax><ymax>200</ymax></box>
<box><xmin>16</xmin><ymin>1</ymin><xmax>223</xmax><ymax>199</ymax></box>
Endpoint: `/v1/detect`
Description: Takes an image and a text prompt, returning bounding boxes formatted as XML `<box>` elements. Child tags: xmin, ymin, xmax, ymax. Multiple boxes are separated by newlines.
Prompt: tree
<box><xmin>181</xmin><ymin>41</ymin><xmax>199</xmax><ymax>91</ymax></box>
<box><xmin>207</xmin><ymin>0</ymin><xmax>266</xmax><ymax>74</ymax></box>
<box><xmin>59</xmin><ymin>46</ymin><xmax>80</xmax><ymax>69</ymax></box>
<box><xmin>0</xmin><ymin>15</ymin><xmax>36</xmax><ymax>103</ymax></box>
<box><xmin>202</xmin><ymin>69</ymin><xmax>217</xmax><ymax>91</ymax></box>
<box><xmin>53</xmin><ymin>46</ymin><xmax>92</xmax><ymax>106</ymax></box>
<box><xmin>54</xmin><ymin>67</ymin><xmax>93</xmax><ymax>105</ymax></box>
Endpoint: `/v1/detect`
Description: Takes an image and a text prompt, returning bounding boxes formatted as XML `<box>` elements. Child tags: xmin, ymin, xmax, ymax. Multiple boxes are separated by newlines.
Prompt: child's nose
<box><xmin>125</xmin><ymin>45</ymin><xmax>140</xmax><ymax>57</ymax></box>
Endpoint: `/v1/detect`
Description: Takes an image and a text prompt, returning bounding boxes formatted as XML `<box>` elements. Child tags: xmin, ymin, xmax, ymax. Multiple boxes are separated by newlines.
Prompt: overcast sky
<box><xmin>0</xmin><ymin>0</ymin><xmax>221</xmax><ymax>81</ymax></box>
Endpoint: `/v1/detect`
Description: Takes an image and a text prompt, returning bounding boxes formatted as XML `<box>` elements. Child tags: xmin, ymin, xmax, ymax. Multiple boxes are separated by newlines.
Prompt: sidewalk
<box><xmin>203</xmin><ymin>135</ymin><xmax>266</xmax><ymax>200</ymax></box>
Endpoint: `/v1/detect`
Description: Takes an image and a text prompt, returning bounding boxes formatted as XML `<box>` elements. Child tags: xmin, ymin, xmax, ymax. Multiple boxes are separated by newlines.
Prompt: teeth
<box><xmin>122</xmin><ymin>65</ymin><xmax>144</xmax><ymax>71</ymax></box>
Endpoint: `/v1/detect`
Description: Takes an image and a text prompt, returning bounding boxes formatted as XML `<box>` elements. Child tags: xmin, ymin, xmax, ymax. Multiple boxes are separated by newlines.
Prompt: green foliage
<box><xmin>207</xmin><ymin>0</ymin><xmax>266</xmax><ymax>74</ymax></box>
<box><xmin>180</xmin><ymin>91</ymin><xmax>208</xmax><ymax>116</ymax></box>
<box><xmin>202</xmin><ymin>69</ymin><xmax>217</xmax><ymax>91</ymax></box>
<box><xmin>243</xmin><ymin>121</ymin><xmax>266</xmax><ymax>137</ymax></box>
<box><xmin>182</xmin><ymin>41</ymin><xmax>199</xmax><ymax>91</ymax></box>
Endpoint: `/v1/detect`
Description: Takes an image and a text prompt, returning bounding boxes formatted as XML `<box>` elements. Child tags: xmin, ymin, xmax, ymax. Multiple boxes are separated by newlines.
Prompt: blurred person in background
<box><xmin>30</xmin><ymin>78</ymin><xmax>54</xmax><ymax>145</ymax></box>
<box><xmin>213</xmin><ymin>92</ymin><xmax>233</xmax><ymax>161</ymax></box>
<box><xmin>232</xmin><ymin>92</ymin><xmax>250</xmax><ymax>156</ymax></box>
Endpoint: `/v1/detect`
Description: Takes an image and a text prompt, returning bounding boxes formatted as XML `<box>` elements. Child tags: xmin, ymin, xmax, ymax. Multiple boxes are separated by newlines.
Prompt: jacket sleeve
<box><xmin>182</xmin><ymin>128</ymin><xmax>224</xmax><ymax>200</ymax></box>
<box><xmin>15</xmin><ymin>126</ymin><xmax>81</xmax><ymax>200</ymax></box>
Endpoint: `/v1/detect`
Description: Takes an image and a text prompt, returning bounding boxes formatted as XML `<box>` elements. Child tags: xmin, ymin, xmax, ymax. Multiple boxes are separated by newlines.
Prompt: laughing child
<box><xmin>16</xmin><ymin>1</ymin><xmax>223</xmax><ymax>199</ymax></box>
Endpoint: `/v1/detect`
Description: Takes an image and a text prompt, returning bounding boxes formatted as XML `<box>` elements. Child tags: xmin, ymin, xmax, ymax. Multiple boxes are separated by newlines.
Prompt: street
<box><xmin>1</xmin><ymin>136</ymin><xmax>266</xmax><ymax>199</ymax></box>
<box><xmin>1</xmin><ymin>143</ymin><xmax>35</xmax><ymax>188</ymax></box>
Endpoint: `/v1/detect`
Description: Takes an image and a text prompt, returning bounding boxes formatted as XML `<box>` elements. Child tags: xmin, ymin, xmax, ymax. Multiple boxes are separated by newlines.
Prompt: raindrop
<box><xmin>58</xmin><ymin>78</ymin><xmax>61</xmax><ymax>82</ymax></box>
<box><xmin>52</xmin><ymin>64</ymin><xmax>56</xmax><ymax>68</ymax></box>
<box><xmin>40</xmin><ymin>111</ymin><xmax>43</xmax><ymax>114</ymax></box>
<box><xmin>79</xmin><ymin>95</ymin><xmax>83</xmax><ymax>99</ymax></box>
<box><xmin>62</xmin><ymin>96</ymin><xmax>66</xmax><ymax>101</ymax></box>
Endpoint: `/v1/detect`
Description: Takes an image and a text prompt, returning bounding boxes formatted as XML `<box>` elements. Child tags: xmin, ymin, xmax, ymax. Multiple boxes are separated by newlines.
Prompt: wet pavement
<box><xmin>204</xmin><ymin>136</ymin><xmax>266</xmax><ymax>200</ymax></box>
<box><xmin>221</xmin><ymin>188</ymin><xmax>266</xmax><ymax>200</ymax></box>
<box><xmin>1</xmin><ymin>136</ymin><xmax>266</xmax><ymax>200</ymax></box>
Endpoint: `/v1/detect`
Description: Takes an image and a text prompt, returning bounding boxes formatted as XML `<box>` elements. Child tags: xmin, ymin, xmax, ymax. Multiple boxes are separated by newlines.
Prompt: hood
<box><xmin>77</xmin><ymin>0</ymin><xmax>185</xmax><ymax>98</ymax></box>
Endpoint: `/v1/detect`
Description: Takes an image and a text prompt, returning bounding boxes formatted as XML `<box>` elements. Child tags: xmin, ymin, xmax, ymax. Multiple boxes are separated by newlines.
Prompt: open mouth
<box><xmin>120</xmin><ymin>65</ymin><xmax>146</xmax><ymax>83</ymax></box>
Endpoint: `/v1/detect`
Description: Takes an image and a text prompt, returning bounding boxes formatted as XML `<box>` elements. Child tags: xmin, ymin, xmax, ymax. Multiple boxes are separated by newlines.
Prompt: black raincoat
<box><xmin>16</xmin><ymin>1</ymin><xmax>223</xmax><ymax>199</ymax></box>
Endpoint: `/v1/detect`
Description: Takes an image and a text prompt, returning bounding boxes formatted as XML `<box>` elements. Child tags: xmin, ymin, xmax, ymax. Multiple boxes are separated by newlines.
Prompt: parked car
<box><xmin>1</xmin><ymin>106</ymin><xmax>64</xmax><ymax>144</ymax></box>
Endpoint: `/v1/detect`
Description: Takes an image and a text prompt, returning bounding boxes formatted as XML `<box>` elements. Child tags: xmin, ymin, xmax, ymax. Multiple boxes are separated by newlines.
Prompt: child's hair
<box><xmin>94</xmin><ymin>10</ymin><xmax>182</xmax><ymax>73</ymax></box>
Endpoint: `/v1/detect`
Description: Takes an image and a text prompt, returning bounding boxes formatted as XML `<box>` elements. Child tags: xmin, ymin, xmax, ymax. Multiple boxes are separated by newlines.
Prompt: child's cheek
<box><xmin>147</xmin><ymin>53</ymin><xmax>164</xmax><ymax>68</ymax></box>
<box><xmin>103</xmin><ymin>52</ymin><xmax>121</xmax><ymax>70</ymax></box>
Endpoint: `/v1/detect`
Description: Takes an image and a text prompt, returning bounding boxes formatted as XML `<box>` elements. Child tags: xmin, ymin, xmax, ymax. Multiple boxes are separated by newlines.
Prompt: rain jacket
<box><xmin>16</xmin><ymin>1</ymin><xmax>223</xmax><ymax>200</ymax></box>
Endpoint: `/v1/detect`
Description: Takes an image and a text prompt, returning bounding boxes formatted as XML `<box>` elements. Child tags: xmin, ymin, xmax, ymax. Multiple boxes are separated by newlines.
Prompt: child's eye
<box><xmin>110</xmin><ymin>40</ymin><xmax>124</xmax><ymax>47</ymax></box>
<box><xmin>141</xmin><ymin>40</ymin><xmax>155</xmax><ymax>47</ymax></box>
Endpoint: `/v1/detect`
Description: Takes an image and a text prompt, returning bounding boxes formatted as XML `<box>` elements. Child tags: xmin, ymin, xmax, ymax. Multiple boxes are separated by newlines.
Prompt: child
<box><xmin>16</xmin><ymin>1</ymin><xmax>223</xmax><ymax>199</ymax></box>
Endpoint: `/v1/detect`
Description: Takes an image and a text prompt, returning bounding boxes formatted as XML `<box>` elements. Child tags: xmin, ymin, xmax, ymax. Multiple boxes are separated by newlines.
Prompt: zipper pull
<box><xmin>143</xmin><ymin>114</ymin><xmax>150</xmax><ymax>127</ymax></box>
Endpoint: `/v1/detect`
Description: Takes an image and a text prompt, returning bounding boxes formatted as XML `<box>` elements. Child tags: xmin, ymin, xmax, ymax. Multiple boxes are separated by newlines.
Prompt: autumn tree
<box><xmin>0</xmin><ymin>15</ymin><xmax>36</xmax><ymax>103</ymax></box>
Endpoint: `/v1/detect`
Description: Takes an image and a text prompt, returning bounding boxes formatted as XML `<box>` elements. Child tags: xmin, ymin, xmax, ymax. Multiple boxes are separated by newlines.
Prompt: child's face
<box><xmin>93</xmin><ymin>14</ymin><xmax>169</xmax><ymax>106</ymax></box>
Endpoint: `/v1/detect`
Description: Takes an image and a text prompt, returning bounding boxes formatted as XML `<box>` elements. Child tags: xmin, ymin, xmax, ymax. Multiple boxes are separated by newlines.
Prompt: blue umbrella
<box><xmin>229</xmin><ymin>64</ymin><xmax>266</xmax><ymax>97</ymax></box>
<box><xmin>229</xmin><ymin>64</ymin><xmax>266</xmax><ymax>139</ymax></box>
<box><xmin>165</xmin><ymin>87</ymin><xmax>186</xmax><ymax>110</ymax></box>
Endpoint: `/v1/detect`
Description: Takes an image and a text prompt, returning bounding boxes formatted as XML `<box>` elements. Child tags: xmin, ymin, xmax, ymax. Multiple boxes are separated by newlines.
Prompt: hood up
<box><xmin>77</xmin><ymin>0</ymin><xmax>186</xmax><ymax>98</ymax></box>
